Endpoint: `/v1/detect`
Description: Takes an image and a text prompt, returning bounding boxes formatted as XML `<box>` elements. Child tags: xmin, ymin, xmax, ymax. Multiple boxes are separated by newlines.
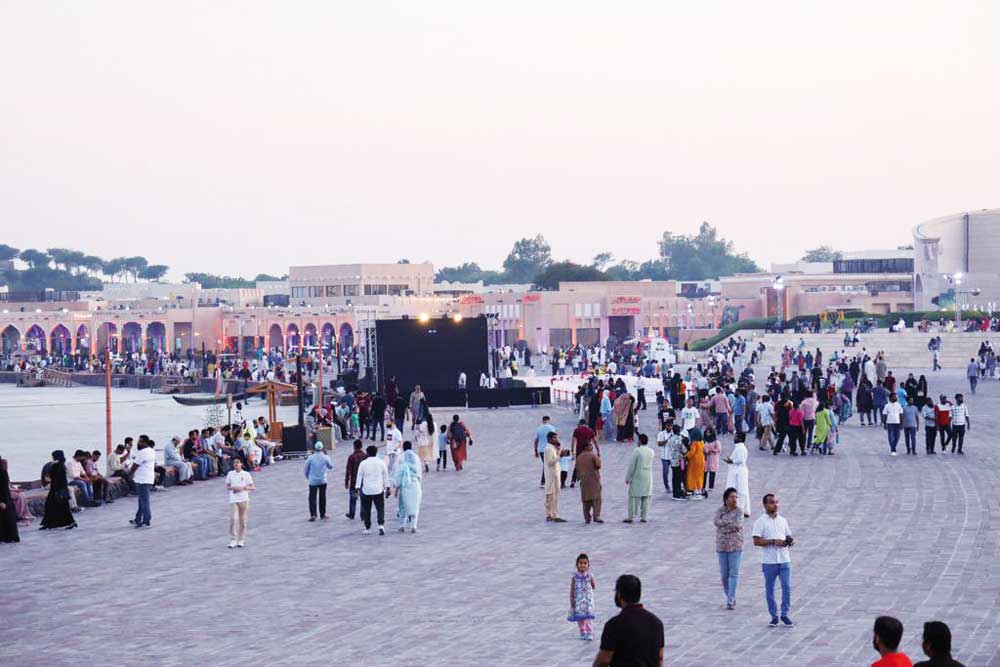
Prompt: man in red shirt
<box><xmin>871</xmin><ymin>616</ymin><xmax>912</xmax><ymax>667</ymax></box>
<box><xmin>570</xmin><ymin>419</ymin><xmax>597</xmax><ymax>488</ymax></box>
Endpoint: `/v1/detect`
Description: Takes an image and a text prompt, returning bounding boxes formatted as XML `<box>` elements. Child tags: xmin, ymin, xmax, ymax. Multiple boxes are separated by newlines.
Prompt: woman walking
<box><xmin>40</xmin><ymin>450</ymin><xmax>76</xmax><ymax>530</ymax></box>
<box><xmin>714</xmin><ymin>488</ymin><xmax>744</xmax><ymax>609</ymax></box>
<box><xmin>703</xmin><ymin>428</ymin><xmax>721</xmax><ymax>497</ymax></box>
<box><xmin>684</xmin><ymin>427</ymin><xmax>706</xmax><ymax>500</ymax></box>
<box><xmin>0</xmin><ymin>456</ymin><xmax>20</xmax><ymax>543</ymax></box>
<box><xmin>393</xmin><ymin>442</ymin><xmax>423</xmax><ymax>533</ymax></box>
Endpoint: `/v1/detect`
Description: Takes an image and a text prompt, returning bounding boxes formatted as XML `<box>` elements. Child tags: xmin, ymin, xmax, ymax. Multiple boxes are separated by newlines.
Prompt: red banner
<box><xmin>612</xmin><ymin>296</ymin><xmax>641</xmax><ymax>304</ymax></box>
<box><xmin>458</xmin><ymin>295</ymin><xmax>483</xmax><ymax>304</ymax></box>
<box><xmin>521</xmin><ymin>294</ymin><xmax>541</xmax><ymax>302</ymax></box>
<box><xmin>611</xmin><ymin>306</ymin><xmax>641</xmax><ymax>315</ymax></box>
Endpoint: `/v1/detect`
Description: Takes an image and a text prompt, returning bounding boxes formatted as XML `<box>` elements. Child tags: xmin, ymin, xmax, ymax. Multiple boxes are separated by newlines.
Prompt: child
<box><xmin>436</xmin><ymin>424</ymin><xmax>448</xmax><ymax>471</ymax></box>
<box><xmin>350</xmin><ymin>406</ymin><xmax>361</xmax><ymax>438</ymax></box>
<box><xmin>559</xmin><ymin>446</ymin><xmax>571</xmax><ymax>488</ymax></box>
<box><xmin>567</xmin><ymin>553</ymin><xmax>596</xmax><ymax>640</ymax></box>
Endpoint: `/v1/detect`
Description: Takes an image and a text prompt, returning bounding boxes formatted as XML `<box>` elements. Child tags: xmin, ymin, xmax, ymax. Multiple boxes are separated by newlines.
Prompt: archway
<box><xmin>339</xmin><ymin>322</ymin><xmax>354</xmax><ymax>355</ymax></box>
<box><xmin>286</xmin><ymin>323</ymin><xmax>300</xmax><ymax>352</ymax></box>
<box><xmin>75</xmin><ymin>324</ymin><xmax>90</xmax><ymax>356</ymax></box>
<box><xmin>268</xmin><ymin>324</ymin><xmax>283</xmax><ymax>351</ymax></box>
<box><xmin>304</xmin><ymin>322</ymin><xmax>318</xmax><ymax>348</ymax></box>
<box><xmin>321</xmin><ymin>322</ymin><xmax>335</xmax><ymax>351</ymax></box>
<box><xmin>50</xmin><ymin>324</ymin><xmax>71</xmax><ymax>356</ymax></box>
<box><xmin>122</xmin><ymin>322</ymin><xmax>142</xmax><ymax>354</ymax></box>
<box><xmin>1</xmin><ymin>325</ymin><xmax>20</xmax><ymax>355</ymax></box>
<box><xmin>25</xmin><ymin>324</ymin><xmax>47</xmax><ymax>353</ymax></box>
<box><xmin>146</xmin><ymin>322</ymin><xmax>166</xmax><ymax>354</ymax></box>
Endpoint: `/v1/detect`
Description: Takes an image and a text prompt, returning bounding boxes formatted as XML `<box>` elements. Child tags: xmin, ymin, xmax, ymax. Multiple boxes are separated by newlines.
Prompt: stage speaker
<box><xmin>281</xmin><ymin>425</ymin><xmax>308</xmax><ymax>454</ymax></box>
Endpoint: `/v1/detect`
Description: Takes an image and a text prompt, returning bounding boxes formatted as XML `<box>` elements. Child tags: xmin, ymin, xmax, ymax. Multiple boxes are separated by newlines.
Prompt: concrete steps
<box><xmin>749</xmin><ymin>330</ymin><xmax>1000</xmax><ymax>369</ymax></box>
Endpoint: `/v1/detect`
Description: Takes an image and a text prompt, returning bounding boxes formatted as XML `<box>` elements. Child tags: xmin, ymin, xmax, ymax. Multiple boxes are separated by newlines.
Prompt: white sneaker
<box><xmin>228</xmin><ymin>540</ymin><xmax>237</xmax><ymax>548</ymax></box>
<box><xmin>378</xmin><ymin>525</ymin><xmax>386</xmax><ymax>536</ymax></box>
<box><xmin>362</xmin><ymin>527</ymin><xmax>371</xmax><ymax>535</ymax></box>
<box><xmin>891</xmin><ymin>452</ymin><xmax>897</xmax><ymax>456</ymax></box>
<box><xmin>237</xmin><ymin>541</ymin><xmax>245</xmax><ymax>547</ymax></box>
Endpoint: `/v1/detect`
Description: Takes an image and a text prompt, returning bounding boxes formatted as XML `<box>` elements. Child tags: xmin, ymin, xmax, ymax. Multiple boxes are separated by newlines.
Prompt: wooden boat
<box><xmin>172</xmin><ymin>393</ymin><xmax>247</xmax><ymax>407</ymax></box>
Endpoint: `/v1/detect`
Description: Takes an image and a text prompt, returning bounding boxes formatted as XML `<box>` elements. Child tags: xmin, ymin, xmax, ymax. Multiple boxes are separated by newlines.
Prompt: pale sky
<box><xmin>2</xmin><ymin>1</ymin><xmax>998</xmax><ymax>280</ymax></box>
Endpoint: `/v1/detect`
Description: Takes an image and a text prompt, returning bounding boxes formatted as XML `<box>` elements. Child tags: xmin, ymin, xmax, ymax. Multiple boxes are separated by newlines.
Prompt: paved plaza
<box><xmin>3</xmin><ymin>369</ymin><xmax>999</xmax><ymax>666</ymax></box>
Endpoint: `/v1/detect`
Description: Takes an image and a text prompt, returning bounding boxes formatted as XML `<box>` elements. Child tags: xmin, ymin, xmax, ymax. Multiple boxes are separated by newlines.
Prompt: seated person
<box><xmin>67</xmin><ymin>450</ymin><xmax>97</xmax><ymax>506</ymax></box>
<box><xmin>254</xmin><ymin>417</ymin><xmax>282</xmax><ymax>462</ymax></box>
<box><xmin>165</xmin><ymin>436</ymin><xmax>195</xmax><ymax>484</ymax></box>
<box><xmin>83</xmin><ymin>451</ymin><xmax>112</xmax><ymax>503</ymax></box>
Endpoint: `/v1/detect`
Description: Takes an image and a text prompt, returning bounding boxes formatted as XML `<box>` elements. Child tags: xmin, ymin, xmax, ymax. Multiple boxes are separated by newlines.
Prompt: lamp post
<box><xmin>772</xmin><ymin>275</ymin><xmax>785</xmax><ymax>329</ymax></box>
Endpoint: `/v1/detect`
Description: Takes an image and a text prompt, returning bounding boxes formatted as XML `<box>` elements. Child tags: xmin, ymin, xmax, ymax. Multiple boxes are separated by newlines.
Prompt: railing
<box><xmin>42</xmin><ymin>368</ymin><xmax>74</xmax><ymax>387</ymax></box>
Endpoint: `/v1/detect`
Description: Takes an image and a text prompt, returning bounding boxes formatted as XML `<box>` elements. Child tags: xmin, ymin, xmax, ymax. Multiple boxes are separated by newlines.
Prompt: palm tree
<box><xmin>19</xmin><ymin>248</ymin><xmax>50</xmax><ymax>269</ymax></box>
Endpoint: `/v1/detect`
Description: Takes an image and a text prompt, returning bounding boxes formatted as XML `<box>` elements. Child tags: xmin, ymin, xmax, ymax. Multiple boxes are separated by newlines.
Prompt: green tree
<box><xmin>533</xmin><ymin>261</ymin><xmax>608</xmax><ymax>290</ymax></box>
<box><xmin>800</xmin><ymin>246</ymin><xmax>842</xmax><ymax>262</ymax></box>
<box><xmin>658</xmin><ymin>222</ymin><xmax>759</xmax><ymax>280</ymax></box>
<box><xmin>104</xmin><ymin>257</ymin><xmax>128</xmax><ymax>282</ymax></box>
<box><xmin>138</xmin><ymin>264</ymin><xmax>169</xmax><ymax>281</ymax></box>
<box><xmin>502</xmin><ymin>235</ymin><xmax>552</xmax><ymax>283</ymax></box>
<box><xmin>183</xmin><ymin>272</ymin><xmax>255</xmax><ymax>288</ymax></box>
<box><xmin>19</xmin><ymin>248</ymin><xmax>50</xmax><ymax>269</ymax></box>
<box><xmin>254</xmin><ymin>273</ymin><xmax>283</xmax><ymax>282</ymax></box>
<box><xmin>46</xmin><ymin>248</ymin><xmax>73</xmax><ymax>271</ymax></box>
<box><xmin>591</xmin><ymin>252</ymin><xmax>614</xmax><ymax>270</ymax></box>
<box><xmin>123</xmin><ymin>256</ymin><xmax>148</xmax><ymax>282</ymax></box>
<box><xmin>81</xmin><ymin>255</ymin><xmax>106</xmax><ymax>277</ymax></box>
<box><xmin>435</xmin><ymin>262</ymin><xmax>486</xmax><ymax>283</ymax></box>
<box><xmin>397</xmin><ymin>258</ymin><xmax>411</xmax><ymax>264</ymax></box>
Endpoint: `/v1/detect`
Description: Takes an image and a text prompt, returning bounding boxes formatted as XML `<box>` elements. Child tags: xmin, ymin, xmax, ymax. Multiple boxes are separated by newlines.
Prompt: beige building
<box><xmin>288</xmin><ymin>263</ymin><xmax>435</xmax><ymax>306</ymax></box>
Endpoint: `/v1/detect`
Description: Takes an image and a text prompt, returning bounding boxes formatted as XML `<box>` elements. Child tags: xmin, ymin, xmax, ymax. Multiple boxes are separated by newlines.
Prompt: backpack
<box><xmin>450</xmin><ymin>421</ymin><xmax>467</xmax><ymax>441</ymax></box>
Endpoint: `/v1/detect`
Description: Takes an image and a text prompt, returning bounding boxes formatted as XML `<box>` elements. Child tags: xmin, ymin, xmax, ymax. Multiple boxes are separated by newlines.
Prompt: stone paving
<box><xmin>2</xmin><ymin>369</ymin><xmax>999</xmax><ymax>666</ymax></box>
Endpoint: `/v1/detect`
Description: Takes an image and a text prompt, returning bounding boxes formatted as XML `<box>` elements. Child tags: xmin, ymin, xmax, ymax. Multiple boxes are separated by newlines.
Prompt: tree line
<box><xmin>435</xmin><ymin>222</ymin><xmax>763</xmax><ymax>289</ymax></box>
<box><xmin>0</xmin><ymin>244</ymin><xmax>283</xmax><ymax>292</ymax></box>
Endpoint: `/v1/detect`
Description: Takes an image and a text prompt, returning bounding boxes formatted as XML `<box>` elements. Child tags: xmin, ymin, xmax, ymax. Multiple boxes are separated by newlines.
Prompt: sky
<box><xmin>2</xmin><ymin>1</ymin><xmax>999</xmax><ymax>281</ymax></box>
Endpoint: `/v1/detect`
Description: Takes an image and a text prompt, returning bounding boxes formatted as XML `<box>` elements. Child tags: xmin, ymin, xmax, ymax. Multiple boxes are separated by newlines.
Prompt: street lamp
<box><xmin>772</xmin><ymin>275</ymin><xmax>785</xmax><ymax>329</ymax></box>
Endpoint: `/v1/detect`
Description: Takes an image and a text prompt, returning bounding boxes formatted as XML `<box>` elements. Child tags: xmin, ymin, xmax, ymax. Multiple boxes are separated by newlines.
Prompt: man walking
<box><xmin>543</xmin><ymin>431</ymin><xmax>567</xmax><ymax>523</ymax></box>
<box><xmin>624</xmin><ymin>434</ymin><xmax>654</xmax><ymax>523</ymax></box>
<box><xmin>225</xmin><ymin>458</ymin><xmax>255</xmax><ymax>548</ymax></box>
<box><xmin>949</xmin><ymin>394</ymin><xmax>969</xmax><ymax>454</ymax></box>
<box><xmin>304</xmin><ymin>442</ymin><xmax>333</xmax><ymax>521</ymax></box>
<box><xmin>344</xmin><ymin>439</ymin><xmax>366</xmax><ymax>519</ymax></box>
<box><xmin>870</xmin><ymin>616</ymin><xmax>912</xmax><ymax>667</ymax></box>
<box><xmin>128</xmin><ymin>439</ymin><xmax>155</xmax><ymax>528</ymax></box>
<box><xmin>668</xmin><ymin>425</ymin><xmax>688</xmax><ymax>500</ymax></box>
<box><xmin>883</xmin><ymin>393</ymin><xmax>903</xmax><ymax>456</ymax></box>
<box><xmin>752</xmin><ymin>493</ymin><xmax>794</xmax><ymax>627</ymax></box>
<box><xmin>592</xmin><ymin>575</ymin><xmax>665</xmax><ymax>667</ymax></box>
<box><xmin>966</xmin><ymin>358</ymin><xmax>978</xmax><ymax>394</ymax></box>
<box><xmin>355</xmin><ymin>444</ymin><xmax>390</xmax><ymax>535</ymax></box>
<box><xmin>575</xmin><ymin>439</ymin><xmax>603</xmax><ymax>524</ymax></box>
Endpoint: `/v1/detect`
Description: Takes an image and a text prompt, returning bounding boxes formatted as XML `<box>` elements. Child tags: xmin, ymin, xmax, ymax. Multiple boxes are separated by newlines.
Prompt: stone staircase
<box><xmin>742</xmin><ymin>329</ymin><xmax>1000</xmax><ymax>370</ymax></box>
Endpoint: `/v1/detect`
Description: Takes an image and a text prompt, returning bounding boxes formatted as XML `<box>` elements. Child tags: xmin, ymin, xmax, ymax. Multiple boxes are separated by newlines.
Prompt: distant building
<box><xmin>288</xmin><ymin>263</ymin><xmax>435</xmax><ymax>305</ymax></box>
<box><xmin>913</xmin><ymin>208</ymin><xmax>1000</xmax><ymax>311</ymax></box>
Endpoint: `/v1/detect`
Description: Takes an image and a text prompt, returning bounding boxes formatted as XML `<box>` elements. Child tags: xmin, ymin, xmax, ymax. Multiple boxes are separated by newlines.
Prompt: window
<box><xmin>343</xmin><ymin>284</ymin><xmax>359</xmax><ymax>297</ymax></box>
<box><xmin>364</xmin><ymin>284</ymin><xmax>388</xmax><ymax>296</ymax></box>
<box><xmin>326</xmin><ymin>285</ymin><xmax>342</xmax><ymax>297</ymax></box>
<box><xmin>833</xmin><ymin>258</ymin><xmax>914</xmax><ymax>274</ymax></box>
<box><xmin>388</xmin><ymin>284</ymin><xmax>408</xmax><ymax>296</ymax></box>
<box><xmin>291</xmin><ymin>287</ymin><xmax>306</xmax><ymax>298</ymax></box>
<box><xmin>308</xmin><ymin>286</ymin><xmax>324</xmax><ymax>298</ymax></box>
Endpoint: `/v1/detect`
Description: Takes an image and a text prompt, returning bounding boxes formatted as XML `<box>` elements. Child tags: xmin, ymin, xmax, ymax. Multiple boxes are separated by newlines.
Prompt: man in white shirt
<box><xmin>225</xmin><ymin>458</ymin><xmax>255</xmax><ymax>548</ymax></box>
<box><xmin>384</xmin><ymin>420</ymin><xmax>403</xmax><ymax>477</ymax></box>
<box><xmin>752</xmin><ymin>493</ymin><xmax>794</xmax><ymax>627</ymax></box>
<box><xmin>656</xmin><ymin>422</ymin><xmax>671</xmax><ymax>494</ymax></box>
<box><xmin>882</xmin><ymin>394</ymin><xmax>904</xmax><ymax>456</ymax></box>
<box><xmin>128</xmin><ymin>439</ymin><xmax>156</xmax><ymax>528</ymax></box>
<box><xmin>948</xmin><ymin>393</ymin><xmax>970</xmax><ymax>454</ymax></box>
<box><xmin>458</xmin><ymin>371</ymin><xmax>466</xmax><ymax>390</ymax></box>
<box><xmin>679</xmin><ymin>398</ymin><xmax>699</xmax><ymax>438</ymax></box>
<box><xmin>355</xmin><ymin>445</ymin><xmax>391</xmax><ymax>535</ymax></box>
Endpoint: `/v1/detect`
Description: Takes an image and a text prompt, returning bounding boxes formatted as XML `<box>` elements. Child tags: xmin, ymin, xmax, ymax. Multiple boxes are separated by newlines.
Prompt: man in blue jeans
<box><xmin>128</xmin><ymin>439</ymin><xmax>156</xmax><ymax>527</ymax></box>
<box><xmin>752</xmin><ymin>493</ymin><xmax>794</xmax><ymax>627</ymax></box>
<box><xmin>883</xmin><ymin>393</ymin><xmax>903</xmax><ymax>456</ymax></box>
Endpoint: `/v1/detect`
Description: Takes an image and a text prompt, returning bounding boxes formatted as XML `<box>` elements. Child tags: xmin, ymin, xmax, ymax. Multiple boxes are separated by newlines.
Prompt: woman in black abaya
<box><xmin>40</xmin><ymin>450</ymin><xmax>76</xmax><ymax>530</ymax></box>
<box><xmin>0</xmin><ymin>456</ymin><xmax>20</xmax><ymax>543</ymax></box>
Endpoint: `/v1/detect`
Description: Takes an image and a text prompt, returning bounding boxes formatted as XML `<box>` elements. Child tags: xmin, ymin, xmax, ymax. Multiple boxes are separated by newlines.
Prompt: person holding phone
<box><xmin>752</xmin><ymin>493</ymin><xmax>794</xmax><ymax>628</ymax></box>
